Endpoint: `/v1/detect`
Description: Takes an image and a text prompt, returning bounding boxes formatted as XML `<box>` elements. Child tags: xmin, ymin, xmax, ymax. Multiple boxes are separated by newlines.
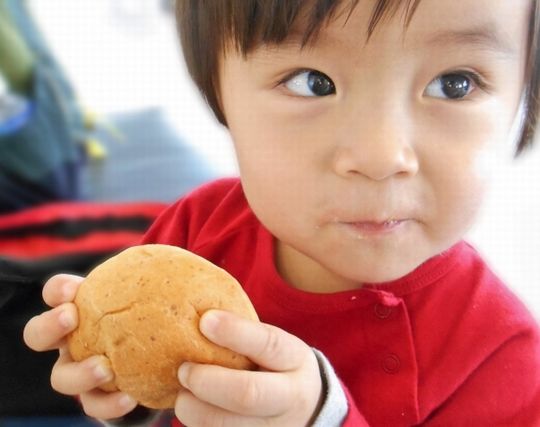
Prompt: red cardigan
<box><xmin>142</xmin><ymin>178</ymin><xmax>540</xmax><ymax>426</ymax></box>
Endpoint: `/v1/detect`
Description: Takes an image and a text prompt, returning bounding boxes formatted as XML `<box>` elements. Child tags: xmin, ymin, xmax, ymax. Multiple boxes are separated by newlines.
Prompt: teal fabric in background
<box><xmin>0</xmin><ymin>0</ymin><xmax>85</xmax><ymax>213</ymax></box>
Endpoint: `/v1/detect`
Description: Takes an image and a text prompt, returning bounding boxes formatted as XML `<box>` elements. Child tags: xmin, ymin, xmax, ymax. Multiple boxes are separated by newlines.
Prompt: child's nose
<box><xmin>332</xmin><ymin>107</ymin><xmax>419</xmax><ymax>181</ymax></box>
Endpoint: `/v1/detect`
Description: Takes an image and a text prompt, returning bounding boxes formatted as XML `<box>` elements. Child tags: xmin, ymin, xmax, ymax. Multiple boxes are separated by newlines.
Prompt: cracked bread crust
<box><xmin>67</xmin><ymin>244</ymin><xmax>259</xmax><ymax>409</ymax></box>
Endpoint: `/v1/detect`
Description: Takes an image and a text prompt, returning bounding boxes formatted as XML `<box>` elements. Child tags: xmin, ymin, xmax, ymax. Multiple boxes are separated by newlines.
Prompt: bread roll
<box><xmin>67</xmin><ymin>244</ymin><xmax>258</xmax><ymax>409</ymax></box>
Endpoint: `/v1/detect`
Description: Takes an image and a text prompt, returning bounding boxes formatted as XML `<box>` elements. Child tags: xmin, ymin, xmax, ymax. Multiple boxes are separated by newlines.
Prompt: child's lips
<box><xmin>344</xmin><ymin>219</ymin><xmax>408</xmax><ymax>236</ymax></box>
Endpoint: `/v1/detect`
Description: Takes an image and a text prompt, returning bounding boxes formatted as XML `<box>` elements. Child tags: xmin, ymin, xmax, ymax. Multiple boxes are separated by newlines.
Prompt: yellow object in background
<box><xmin>85</xmin><ymin>137</ymin><xmax>108</xmax><ymax>160</ymax></box>
<box><xmin>83</xmin><ymin>111</ymin><xmax>127</xmax><ymax>161</ymax></box>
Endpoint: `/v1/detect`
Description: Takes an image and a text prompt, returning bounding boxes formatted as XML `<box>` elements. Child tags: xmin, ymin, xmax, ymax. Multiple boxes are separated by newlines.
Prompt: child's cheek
<box><xmin>473</xmin><ymin>146</ymin><xmax>505</xmax><ymax>184</ymax></box>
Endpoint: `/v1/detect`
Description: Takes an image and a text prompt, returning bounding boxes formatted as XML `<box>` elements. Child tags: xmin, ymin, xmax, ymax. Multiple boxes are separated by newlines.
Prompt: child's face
<box><xmin>219</xmin><ymin>0</ymin><xmax>530</xmax><ymax>292</ymax></box>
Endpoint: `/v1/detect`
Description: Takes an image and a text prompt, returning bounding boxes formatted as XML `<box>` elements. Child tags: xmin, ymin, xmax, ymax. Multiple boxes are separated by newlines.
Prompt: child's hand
<box><xmin>23</xmin><ymin>274</ymin><xmax>138</xmax><ymax>420</ymax></box>
<box><xmin>175</xmin><ymin>310</ymin><xmax>323</xmax><ymax>427</ymax></box>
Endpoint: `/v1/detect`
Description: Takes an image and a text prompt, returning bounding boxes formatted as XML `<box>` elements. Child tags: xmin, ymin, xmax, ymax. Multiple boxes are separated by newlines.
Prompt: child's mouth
<box><xmin>345</xmin><ymin>219</ymin><xmax>407</xmax><ymax>236</ymax></box>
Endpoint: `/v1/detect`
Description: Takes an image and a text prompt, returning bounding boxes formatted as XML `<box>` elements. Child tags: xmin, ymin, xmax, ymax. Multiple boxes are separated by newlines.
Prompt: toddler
<box><xmin>24</xmin><ymin>0</ymin><xmax>540</xmax><ymax>425</ymax></box>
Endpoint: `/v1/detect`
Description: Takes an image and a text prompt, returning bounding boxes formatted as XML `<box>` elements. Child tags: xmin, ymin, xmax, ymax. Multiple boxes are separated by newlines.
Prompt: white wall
<box><xmin>30</xmin><ymin>0</ymin><xmax>540</xmax><ymax>319</ymax></box>
<box><xmin>468</xmin><ymin>147</ymin><xmax>540</xmax><ymax>319</ymax></box>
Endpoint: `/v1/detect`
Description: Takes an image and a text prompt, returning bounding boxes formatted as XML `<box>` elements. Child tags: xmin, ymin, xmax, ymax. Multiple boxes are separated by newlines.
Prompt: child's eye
<box><xmin>283</xmin><ymin>70</ymin><xmax>336</xmax><ymax>97</ymax></box>
<box><xmin>424</xmin><ymin>71</ymin><xmax>485</xmax><ymax>100</ymax></box>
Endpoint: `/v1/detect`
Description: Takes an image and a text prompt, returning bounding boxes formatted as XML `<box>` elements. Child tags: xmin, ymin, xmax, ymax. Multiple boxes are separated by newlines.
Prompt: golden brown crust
<box><xmin>67</xmin><ymin>244</ymin><xmax>258</xmax><ymax>409</ymax></box>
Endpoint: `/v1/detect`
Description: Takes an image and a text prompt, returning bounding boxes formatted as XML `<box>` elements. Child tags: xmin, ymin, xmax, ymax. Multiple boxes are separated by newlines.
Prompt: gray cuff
<box><xmin>311</xmin><ymin>348</ymin><xmax>348</xmax><ymax>427</ymax></box>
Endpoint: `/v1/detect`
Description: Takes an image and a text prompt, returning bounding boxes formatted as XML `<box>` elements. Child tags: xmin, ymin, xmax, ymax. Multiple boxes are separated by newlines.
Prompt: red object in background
<box><xmin>0</xmin><ymin>201</ymin><xmax>166</xmax><ymax>259</ymax></box>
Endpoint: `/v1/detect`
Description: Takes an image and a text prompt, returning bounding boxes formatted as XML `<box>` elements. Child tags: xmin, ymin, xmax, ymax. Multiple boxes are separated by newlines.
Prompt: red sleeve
<box><xmin>139</xmin><ymin>198</ymin><xmax>190</xmax><ymax>248</ymax></box>
<box><xmin>140</xmin><ymin>178</ymin><xmax>243</xmax><ymax>250</ymax></box>
<box><xmin>421</xmin><ymin>328</ymin><xmax>540</xmax><ymax>425</ymax></box>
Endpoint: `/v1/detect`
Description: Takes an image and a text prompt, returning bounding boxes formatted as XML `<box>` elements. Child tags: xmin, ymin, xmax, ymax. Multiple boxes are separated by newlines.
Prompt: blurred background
<box><xmin>30</xmin><ymin>0</ymin><xmax>237</xmax><ymax>178</ymax></box>
<box><xmin>0</xmin><ymin>0</ymin><xmax>539</xmax><ymax>424</ymax></box>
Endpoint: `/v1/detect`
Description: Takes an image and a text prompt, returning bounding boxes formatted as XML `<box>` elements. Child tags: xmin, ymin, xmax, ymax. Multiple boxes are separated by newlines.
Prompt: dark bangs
<box><xmin>176</xmin><ymin>0</ymin><xmax>421</xmax><ymax>123</ymax></box>
<box><xmin>177</xmin><ymin>0</ymin><xmax>539</xmax><ymax>154</ymax></box>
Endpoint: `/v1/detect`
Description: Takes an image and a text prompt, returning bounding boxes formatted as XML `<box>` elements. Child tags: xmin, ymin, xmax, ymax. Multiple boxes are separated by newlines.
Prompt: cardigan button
<box><xmin>382</xmin><ymin>354</ymin><xmax>401</xmax><ymax>374</ymax></box>
<box><xmin>374</xmin><ymin>303</ymin><xmax>393</xmax><ymax>319</ymax></box>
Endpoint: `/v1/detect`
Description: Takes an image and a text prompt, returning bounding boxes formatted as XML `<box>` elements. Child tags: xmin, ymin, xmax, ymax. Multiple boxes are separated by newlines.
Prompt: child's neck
<box><xmin>275</xmin><ymin>241</ymin><xmax>362</xmax><ymax>294</ymax></box>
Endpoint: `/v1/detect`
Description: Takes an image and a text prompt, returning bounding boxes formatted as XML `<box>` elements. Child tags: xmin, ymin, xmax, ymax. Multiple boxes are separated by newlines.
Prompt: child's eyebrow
<box><xmin>422</xmin><ymin>23</ymin><xmax>518</xmax><ymax>58</ymax></box>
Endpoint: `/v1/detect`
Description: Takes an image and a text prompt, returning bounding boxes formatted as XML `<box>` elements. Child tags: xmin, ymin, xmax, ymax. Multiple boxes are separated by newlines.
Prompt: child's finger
<box><xmin>199</xmin><ymin>310</ymin><xmax>309</xmax><ymax>372</ymax></box>
<box><xmin>42</xmin><ymin>274</ymin><xmax>84</xmax><ymax>307</ymax></box>
<box><xmin>51</xmin><ymin>351</ymin><xmax>115</xmax><ymax>396</ymax></box>
<box><xmin>23</xmin><ymin>303</ymin><xmax>78</xmax><ymax>351</ymax></box>
<box><xmin>178</xmin><ymin>362</ymin><xmax>292</xmax><ymax>417</ymax></box>
<box><xmin>79</xmin><ymin>389</ymin><xmax>138</xmax><ymax>421</ymax></box>
<box><xmin>175</xmin><ymin>389</ymin><xmax>266</xmax><ymax>427</ymax></box>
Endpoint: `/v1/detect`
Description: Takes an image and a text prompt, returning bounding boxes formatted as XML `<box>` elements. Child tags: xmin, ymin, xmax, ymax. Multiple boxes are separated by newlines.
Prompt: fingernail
<box><xmin>58</xmin><ymin>310</ymin><xmax>74</xmax><ymax>329</ymax></box>
<box><xmin>178</xmin><ymin>363</ymin><xmax>191</xmax><ymax>387</ymax></box>
<box><xmin>118</xmin><ymin>394</ymin><xmax>137</xmax><ymax>409</ymax></box>
<box><xmin>93</xmin><ymin>363</ymin><xmax>113</xmax><ymax>382</ymax></box>
<box><xmin>200</xmin><ymin>310</ymin><xmax>221</xmax><ymax>338</ymax></box>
